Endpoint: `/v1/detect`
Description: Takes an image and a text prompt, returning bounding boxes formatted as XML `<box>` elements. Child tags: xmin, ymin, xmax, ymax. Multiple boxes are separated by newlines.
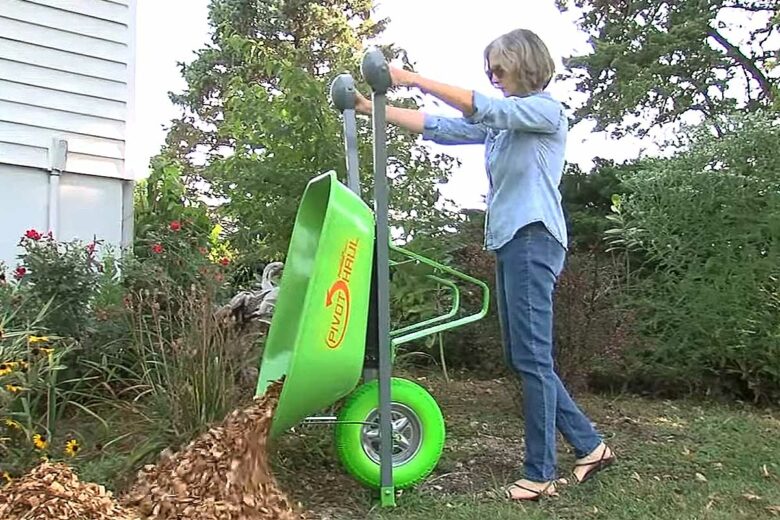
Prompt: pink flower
<box><xmin>218</xmin><ymin>257</ymin><xmax>230</xmax><ymax>266</ymax></box>
<box><xmin>24</xmin><ymin>229</ymin><xmax>41</xmax><ymax>241</ymax></box>
<box><xmin>14</xmin><ymin>266</ymin><xmax>26</xmax><ymax>280</ymax></box>
<box><xmin>169</xmin><ymin>220</ymin><xmax>182</xmax><ymax>232</ymax></box>
<box><xmin>151</xmin><ymin>243</ymin><xmax>164</xmax><ymax>254</ymax></box>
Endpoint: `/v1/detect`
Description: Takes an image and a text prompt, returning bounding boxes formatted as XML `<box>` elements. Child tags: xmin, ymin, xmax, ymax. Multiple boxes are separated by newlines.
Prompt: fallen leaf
<box><xmin>767</xmin><ymin>505</ymin><xmax>780</xmax><ymax>516</ymax></box>
<box><xmin>743</xmin><ymin>493</ymin><xmax>763</xmax><ymax>502</ymax></box>
<box><xmin>763</xmin><ymin>465</ymin><xmax>771</xmax><ymax>478</ymax></box>
<box><xmin>631</xmin><ymin>472</ymin><xmax>642</xmax><ymax>482</ymax></box>
<box><xmin>695</xmin><ymin>472</ymin><xmax>708</xmax><ymax>483</ymax></box>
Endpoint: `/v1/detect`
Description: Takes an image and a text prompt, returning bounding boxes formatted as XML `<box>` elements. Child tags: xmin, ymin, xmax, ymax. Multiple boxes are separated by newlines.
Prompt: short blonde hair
<box><xmin>484</xmin><ymin>29</ymin><xmax>555</xmax><ymax>96</ymax></box>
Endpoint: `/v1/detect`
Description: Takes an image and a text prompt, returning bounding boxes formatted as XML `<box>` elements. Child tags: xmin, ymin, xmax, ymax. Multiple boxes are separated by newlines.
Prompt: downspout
<box><xmin>47</xmin><ymin>138</ymin><xmax>68</xmax><ymax>237</ymax></box>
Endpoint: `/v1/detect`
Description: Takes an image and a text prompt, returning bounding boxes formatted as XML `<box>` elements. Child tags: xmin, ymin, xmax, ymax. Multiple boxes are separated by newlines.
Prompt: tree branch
<box><xmin>721</xmin><ymin>2</ymin><xmax>775</xmax><ymax>12</ymax></box>
<box><xmin>706</xmin><ymin>27</ymin><xmax>774</xmax><ymax>102</ymax></box>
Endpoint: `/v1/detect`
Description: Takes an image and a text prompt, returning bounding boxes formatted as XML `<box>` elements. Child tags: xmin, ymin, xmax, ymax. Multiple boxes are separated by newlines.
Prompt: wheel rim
<box><xmin>360</xmin><ymin>403</ymin><xmax>422</xmax><ymax>467</ymax></box>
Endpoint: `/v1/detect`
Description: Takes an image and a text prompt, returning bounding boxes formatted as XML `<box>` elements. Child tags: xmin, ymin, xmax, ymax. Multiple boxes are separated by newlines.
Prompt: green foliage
<box><xmin>556</xmin><ymin>0</ymin><xmax>778</xmax><ymax>138</ymax></box>
<box><xmin>88</xmin><ymin>284</ymin><xmax>245</xmax><ymax>455</ymax></box>
<box><xmin>0</xmin><ymin>303</ymin><xmax>102</xmax><ymax>477</ymax></box>
<box><xmin>606</xmin><ymin>110</ymin><xmax>780</xmax><ymax>401</ymax></box>
<box><xmin>134</xmin><ymin>155</ymin><xmax>216</xmax><ymax>250</ymax></box>
<box><xmin>12</xmin><ymin>232</ymin><xmax>104</xmax><ymax>340</ymax></box>
<box><xmin>161</xmin><ymin>0</ymin><xmax>459</xmax><ymax>264</ymax></box>
<box><xmin>560</xmin><ymin>160</ymin><xmax>633</xmax><ymax>252</ymax></box>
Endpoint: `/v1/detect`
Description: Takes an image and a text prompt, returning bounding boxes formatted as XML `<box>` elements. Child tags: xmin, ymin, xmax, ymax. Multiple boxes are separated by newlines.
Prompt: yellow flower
<box><xmin>32</xmin><ymin>433</ymin><xmax>48</xmax><ymax>450</ymax></box>
<box><xmin>27</xmin><ymin>335</ymin><xmax>50</xmax><ymax>345</ymax></box>
<box><xmin>3</xmin><ymin>418</ymin><xmax>21</xmax><ymax>430</ymax></box>
<box><xmin>0</xmin><ymin>363</ymin><xmax>12</xmax><ymax>376</ymax></box>
<box><xmin>2</xmin><ymin>471</ymin><xmax>11</xmax><ymax>486</ymax></box>
<box><xmin>4</xmin><ymin>384</ymin><xmax>22</xmax><ymax>393</ymax></box>
<box><xmin>64</xmin><ymin>439</ymin><xmax>80</xmax><ymax>457</ymax></box>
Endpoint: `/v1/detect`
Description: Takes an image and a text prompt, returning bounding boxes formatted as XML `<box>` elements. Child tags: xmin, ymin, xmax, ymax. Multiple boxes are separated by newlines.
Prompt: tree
<box><xmin>556</xmin><ymin>0</ymin><xmax>779</xmax><ymax>138</ymax></box>
<box><xmin>604</xmin><ymin>110</ymin><xmax>780</xmax><ymax>401</ymax></box>
<box><xmin>158</xmin><ymin>0</ymin><xmax>460</xmax><ymax>264</ymax></box>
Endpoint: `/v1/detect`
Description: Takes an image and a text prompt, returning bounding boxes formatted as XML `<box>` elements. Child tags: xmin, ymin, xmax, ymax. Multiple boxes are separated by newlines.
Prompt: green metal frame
<box><xmin>389</xmin><ymin>244</ymin><xmax>490</xmax><ymax>347</ymax></box>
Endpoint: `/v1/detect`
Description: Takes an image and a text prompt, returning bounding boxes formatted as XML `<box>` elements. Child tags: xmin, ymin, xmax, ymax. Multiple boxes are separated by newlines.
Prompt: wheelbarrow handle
<box><xmin>330</xmin><ymin>73</ymin><xmax>361</xmax><ymax>195</ymax></box>
<box><xmin>361</xmin><ymin>47</ymin><xmax>392</xmax><ymax>94</ymax></box>
<box><xmin>330</xmin><ymin>73</ymin><xmax>356</xmax><ymax>112</ymax></box>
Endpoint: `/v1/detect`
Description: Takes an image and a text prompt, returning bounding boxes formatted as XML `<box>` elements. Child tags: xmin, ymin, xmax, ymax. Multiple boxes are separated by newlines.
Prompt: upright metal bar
<box><xmin>342</xmin><ymin>109</ymin><xmax>361</xmax><ymax>195</ymax></box>
<box><xmin>329</xmin><ymin>73</ymin><xmax>361</xmax><ymax>196</ymax></box>
<box><xmin>330</xmin><ymin>72</ymin><xmax>380</xmax><ymax>381</ymax></box>
<box><xmin>361</xmin><ymin>48</ymin><xmax>396</xmax><ymax>507</ymax></box>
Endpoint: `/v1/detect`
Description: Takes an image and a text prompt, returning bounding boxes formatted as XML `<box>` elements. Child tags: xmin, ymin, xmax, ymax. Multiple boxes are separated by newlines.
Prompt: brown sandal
<box><xmin>504</xmin><ymin>479</ymin><xmax>557</xmax><ymax>501</ymax></box>
<box><xmin>572</xmin><ymin>445</ymin><xmax>616</xmax><ymax>484</ymax></box>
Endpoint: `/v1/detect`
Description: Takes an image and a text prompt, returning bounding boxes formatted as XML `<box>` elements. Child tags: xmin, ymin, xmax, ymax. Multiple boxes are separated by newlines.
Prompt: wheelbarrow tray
<box><xmin>256</xmin><ymin>170</ymin><xmax>375</xmax><ymax>438</ymax></box>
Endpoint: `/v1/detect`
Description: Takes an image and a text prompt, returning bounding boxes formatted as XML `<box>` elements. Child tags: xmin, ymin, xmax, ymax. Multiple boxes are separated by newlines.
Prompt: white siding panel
<box><xmin>0</xmin><ymin>39</ymin><xmax>126</xmax><ymax>81</ymax></box>
<box><xmin>0</xmin><ymin>141</ymin><xmax>128</xmax><ymax>179</ymax></box>
<box><xmin>59</xmin><ymin>172</ymin><xmax>123</xmax><ymax>245</ymax></box>
<box><xmin>0</xmin><ymin>60</ymin><xmax>126</xmax><ymax>101</ymax></box>
<box><xmin>0</xmin><ymin>100</ymin><xmax>124</xmax><ymax>139</ymax></box>
<box><xmin>0</xmin><ymin>80</ymin><xmax>126</xmax><ymax>120</ymax></box>
<box><xmin>25</xmin><ymin>0</ymin><xmax>129</xmax><ymax>23</ymax></box>
<box><xmin>0</xmin><ymin>17</ymin><xmax>127</xmax><ymax>63</ymax></box>
<box><xmin>66</xmin><ymin>152</ymin><xmax>125</xmax><ymax>178</ymax></box>
<box><xmin>0</xmin><ymin>164</ymin><xmax>49</xmax><ymax>267</ymax></box>
<box><xmin>0</xmin><ymin>141</ymin><xmax>46</xmax><ymax>169</ymax></box>
<box><xmin>0</xmin><ymin>121</ymin><xmax>125</xmax><ymax>159</ymax></box>
<box><xmin>0</xmin><ymin>0</ymin><xmax>127</xmax><ymax>43</ymax></box>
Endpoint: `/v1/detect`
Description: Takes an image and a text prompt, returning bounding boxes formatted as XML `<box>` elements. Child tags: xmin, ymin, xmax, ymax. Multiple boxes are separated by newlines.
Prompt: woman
<box><xmin>354</xmin><ymin>28</ymin><xmax>615</xmax><ymax>501</ymax></box>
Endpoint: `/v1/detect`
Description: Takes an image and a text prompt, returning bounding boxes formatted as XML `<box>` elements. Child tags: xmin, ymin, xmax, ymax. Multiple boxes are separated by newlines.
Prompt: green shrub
<box><xmin>607</xmin><ymin>111</ymin><xmax>780</xmax><ymax>402</ymax></box>
<box><xmin>11</xmin><ymin>231</ymin><xmax>104</xmax><ymax>340</ymax></box>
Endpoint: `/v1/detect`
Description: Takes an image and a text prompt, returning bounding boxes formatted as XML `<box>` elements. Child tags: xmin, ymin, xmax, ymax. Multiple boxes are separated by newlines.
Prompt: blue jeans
<box><xmin>495</xmin><ymin>222</ymin><xmax>602</xmax><ymax>482</ymax></box>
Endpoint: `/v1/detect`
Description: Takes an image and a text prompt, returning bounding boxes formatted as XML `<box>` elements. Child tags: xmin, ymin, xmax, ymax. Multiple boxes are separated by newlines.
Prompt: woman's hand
<box><xmin>355</xmin><ymin>90</ymin><xmax>372</xmax><ymax>114</ymax></box>
<box><xmin>389</xmin><ymin>65</ymin><xmax>419</xmax><ymax>88</ymax></box>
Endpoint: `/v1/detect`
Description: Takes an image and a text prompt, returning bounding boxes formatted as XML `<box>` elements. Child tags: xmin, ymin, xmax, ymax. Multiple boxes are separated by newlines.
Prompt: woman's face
<box><xmin>485</xmin><ymin>60</ymin><xmax>518</xmax><ymax>97</ymax></box>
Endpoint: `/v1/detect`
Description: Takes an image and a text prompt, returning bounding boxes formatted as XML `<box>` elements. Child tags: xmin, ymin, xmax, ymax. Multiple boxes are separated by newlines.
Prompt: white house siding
<box><xmin>0</xmin><ymin>0</ymin><xmax>135</xmax><ymax>269</ymax></box>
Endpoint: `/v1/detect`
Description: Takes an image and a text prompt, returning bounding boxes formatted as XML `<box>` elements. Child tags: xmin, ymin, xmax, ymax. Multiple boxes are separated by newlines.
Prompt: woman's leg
<box><xmin>498</xmin><ymin>223</ymin><xmax>605</xmax><ymax>493</ymax></box>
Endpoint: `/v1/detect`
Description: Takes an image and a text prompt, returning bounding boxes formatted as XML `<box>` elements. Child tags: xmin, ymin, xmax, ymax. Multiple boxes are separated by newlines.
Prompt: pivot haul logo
<box><xmin>325</xmin><ymin>238</ymin><xmax>359</xmax><ymax>349</ymax></box>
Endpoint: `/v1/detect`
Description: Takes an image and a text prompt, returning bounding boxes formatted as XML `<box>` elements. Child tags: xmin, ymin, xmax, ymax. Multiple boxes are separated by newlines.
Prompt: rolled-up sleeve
<box><xmin>422</xmin><ymin>113</ymin><xmax>489</xmax><ymax>145</ymax></box>
<box><xmin>465</xmin><ymin>91</ymin><xmax>562</xmax><ymax>133</ymax></box>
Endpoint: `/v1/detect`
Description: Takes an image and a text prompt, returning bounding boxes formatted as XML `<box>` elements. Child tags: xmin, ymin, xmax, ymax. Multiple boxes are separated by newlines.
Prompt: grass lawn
<box><xmin>273</xmin><ymin>372</ymin><xmax>780</xmax><ymax>520</ymax></box>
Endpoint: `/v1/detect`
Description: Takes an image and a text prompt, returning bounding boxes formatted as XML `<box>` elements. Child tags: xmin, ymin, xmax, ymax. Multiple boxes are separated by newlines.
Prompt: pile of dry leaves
<box><xmin>0</xmin><ymin>462</ymin><xmax>138</xmax><ymax>520</ymax></box>
<box><xmin>2</xmin><ymin>379</ymin><xmax>305</xmax><ymax>520</ymax></box>
<box><xmin>122</xmin><ymin>379</ymin><xmax>303</xmax><ymax>520</ymax></box>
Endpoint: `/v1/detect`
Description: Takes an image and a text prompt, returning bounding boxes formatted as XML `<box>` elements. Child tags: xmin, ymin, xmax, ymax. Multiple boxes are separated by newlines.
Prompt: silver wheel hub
<box><xmin>361</xmin><ymin>403</ymin><xmax>422</xmax><ymax>466</ymax></box>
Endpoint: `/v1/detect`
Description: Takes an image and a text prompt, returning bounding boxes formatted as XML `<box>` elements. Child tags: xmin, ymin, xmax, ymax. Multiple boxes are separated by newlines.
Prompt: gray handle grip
<box><xmin>361</xmin><ymin>47</ymin><xmax>392</xmax><ymax>94</ymax></box>
<box><xmin>330</xmin><ymin>73</ymin><xmax>356</xmax><ymax>111</ymax></box>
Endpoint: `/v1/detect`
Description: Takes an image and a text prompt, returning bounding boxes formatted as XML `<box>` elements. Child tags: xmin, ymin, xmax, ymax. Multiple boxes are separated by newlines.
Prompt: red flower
<box><xmin>218</xmin><ymin>257</ymin><xmax>230</xmax><ymax>266</ymax></box>
<box><xmin>151</xmin><ymin>243</ymin><xmax>164</xmax><ymax>254</ymax></box>
<box><xmin>13</xmin><ymin>266</ymin><xmax>26</xmax><ymax>280</ymax></box>
<box><xmin>169</xmin><ymin>220</ymin><xmax>182</xmax><ymax>232</ymax></box>
<box><xmin>24</xmin><ymin>229</ymin><xmax>41</xmax><ymax>241</ymax></box>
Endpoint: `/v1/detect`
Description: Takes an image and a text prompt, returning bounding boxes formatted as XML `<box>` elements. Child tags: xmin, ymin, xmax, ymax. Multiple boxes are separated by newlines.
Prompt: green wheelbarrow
<box><xmin>255</xmin><ymin>48</ymin><xmax>490</xmax><ymax>507</ymax></box>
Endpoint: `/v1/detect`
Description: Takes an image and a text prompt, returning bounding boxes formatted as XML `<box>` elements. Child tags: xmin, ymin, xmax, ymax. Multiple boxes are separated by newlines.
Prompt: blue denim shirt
<box><xmin>421</xmin><ymin>90</ymin><xmax>568</xmax><ymax>252</ymax></box>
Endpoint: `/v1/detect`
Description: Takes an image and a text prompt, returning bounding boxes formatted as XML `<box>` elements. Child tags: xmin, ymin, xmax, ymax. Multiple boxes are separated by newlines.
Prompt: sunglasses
<box><xmin>485</xmin><ymin>62</ymin><xmax>504</xmax><ymax>84</ymax></box>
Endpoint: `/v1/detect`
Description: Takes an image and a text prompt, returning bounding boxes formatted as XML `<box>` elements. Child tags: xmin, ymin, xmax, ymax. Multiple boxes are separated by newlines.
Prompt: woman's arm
<box><xmin>355</xmin><ymin>90</ymin><xmax>487</xmax><ymax>145</ymax></box>
<box><xmin>355</xmin><ymin>91</ymin><xmax>424</xmax><ymax>133</ymax></box>
<box><xmin>390</xmin><ymin>67</ymin><xmax>562</xmax><ymax>134</ymax></box>
<box><xmin>390</xmin><ymin>67</ymin><xmax>475</xmax><ymax>117</ymax></box>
